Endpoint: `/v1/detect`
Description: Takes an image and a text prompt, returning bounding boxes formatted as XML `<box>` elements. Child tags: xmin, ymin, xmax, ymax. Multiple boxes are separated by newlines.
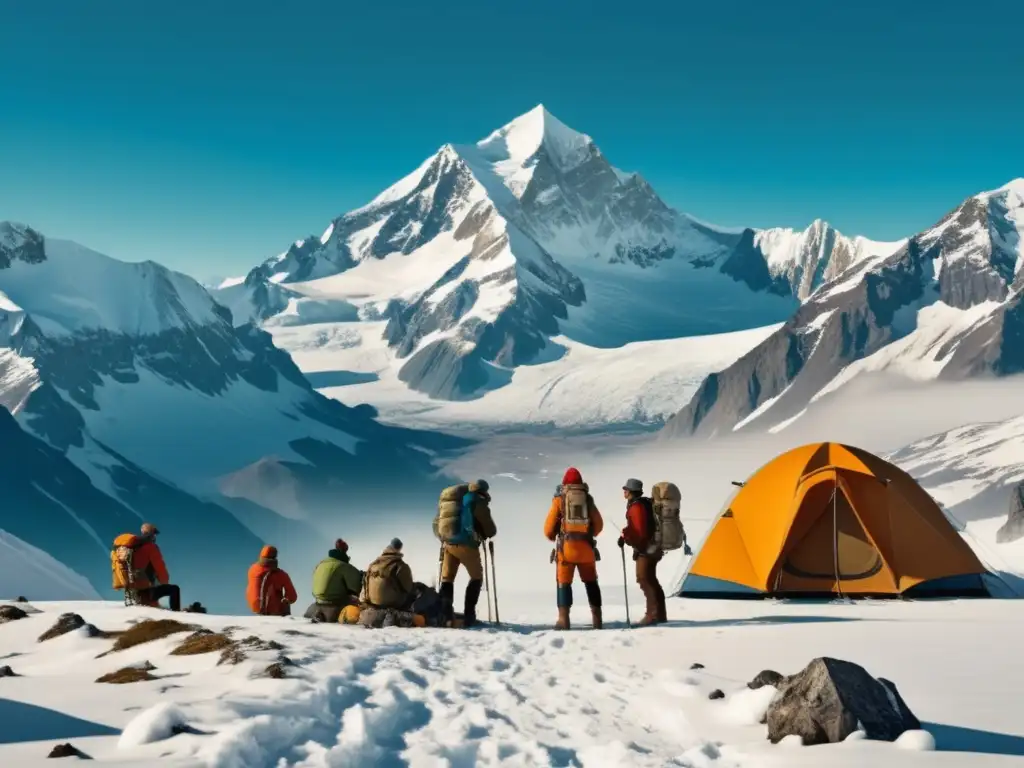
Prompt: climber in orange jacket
<box><xmin>111</xmin><ymin>522</ymin><xmax>181</xmax><ymax>611</ymax></box>
<box><xmin>246</xmin><ymin>545</ymin><xmax>298</xmax><ymax>616</ymax></box>
<box><xmin>544</xmin><ymin>467</ymin><xmax>604</xmax><ymax>630</ymax></box>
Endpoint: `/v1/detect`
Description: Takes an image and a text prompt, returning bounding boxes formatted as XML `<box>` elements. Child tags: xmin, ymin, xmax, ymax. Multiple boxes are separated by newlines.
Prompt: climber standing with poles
<box><xmin>618</xmin><ymin>478</ymin><xmax>688</xmax><ymax>626</ymax></box>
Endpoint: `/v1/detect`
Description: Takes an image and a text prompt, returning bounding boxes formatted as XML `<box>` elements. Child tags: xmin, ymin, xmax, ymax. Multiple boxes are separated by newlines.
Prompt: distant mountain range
<box><xmin>214</xmin><ymin>105</ymin><xmax>903</xmax><ymax>402</ymax></box>
<box><xmin>663</xmin><ymin>179</ymin><xmax>1024</xmax><ymax>437</ymax></box>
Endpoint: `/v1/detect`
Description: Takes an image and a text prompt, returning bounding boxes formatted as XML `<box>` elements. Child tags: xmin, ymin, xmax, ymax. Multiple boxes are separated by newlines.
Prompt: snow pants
<box><xmin>440</xmin><ymin>544</ymin><xmax>483</xmax><ymax>582</ymax></box>
<box><xmin>555</xmin><ymin>560</ymin><xmax>601</xmax><ymax>608</ymax></box>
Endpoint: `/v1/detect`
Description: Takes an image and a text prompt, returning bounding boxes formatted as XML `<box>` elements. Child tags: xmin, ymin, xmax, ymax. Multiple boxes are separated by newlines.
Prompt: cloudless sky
<box><xmin>1</xmin><ymin>0</ymin><xmax>1022</xmax><ymax>280</ymax></box>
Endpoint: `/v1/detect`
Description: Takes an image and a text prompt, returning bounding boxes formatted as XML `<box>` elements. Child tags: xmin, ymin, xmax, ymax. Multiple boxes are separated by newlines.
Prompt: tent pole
<box><xmin>832</xmin><ymin>482</ymin><xmax>843</xmax><ymax>599</ymax></box>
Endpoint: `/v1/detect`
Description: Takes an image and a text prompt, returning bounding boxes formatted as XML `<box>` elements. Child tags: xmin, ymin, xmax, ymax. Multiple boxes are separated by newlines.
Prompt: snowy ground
<box><xmin>2</xmin><ymin>597</ymin><xmax>1023</xmax><ymax>767</ymax></box>
<box><xmin>266</xmin><ymin>321</ymin><xmax>778</xmax><ymax>433</ymax></box>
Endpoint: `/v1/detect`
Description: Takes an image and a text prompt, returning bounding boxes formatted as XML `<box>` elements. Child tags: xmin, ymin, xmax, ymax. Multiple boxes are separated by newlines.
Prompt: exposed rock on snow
<box><xmin>0</xmin><ymin>665</ymin><xmax>15</xmax><ymax>677</ymax></box>
<box><xmin>708</xmin><ymin>689</ymin><xmax>725</xmax><ymax>700</ymax></box>
<box><xmin>997</xmin><ymin>480</ymin><xmax>1024</xmax><ymax>543</ymax></box>
<box><xmin>96</xmin><ymin>663</ymin><xmax>158</xmax><ymax>684</ymax></box>
<box><xmin>37</xmin><ymin>613</ymin><xmax>87</xmax><ymax>641</ymax></box>
<box><xmin>0</xmin><ymin>605</ymin><xmax>27</xmax><ymax>623</ymax></box>
<box><xmin>47</xmin><ymin>742</ymin><xmax>89</xmax><ymax>759</ymax></box>
<box><xmin>765</xmin><ymin>657</ymin><xmax>920</xmax><ymax>745</ymax></box>
<box><xmin>170</xmin><ymin>629</ymin><xmax>234</xmax><ymax>656</ymax></box>
<box><xmin>748</xmin><ymin>669</ymin><xmax>784</xmax><ymax>690</ymax></box>
<box><xmin>105</xmin><ymin>619</ymin><xmax>193</xmax><ymax>653</ymax></box>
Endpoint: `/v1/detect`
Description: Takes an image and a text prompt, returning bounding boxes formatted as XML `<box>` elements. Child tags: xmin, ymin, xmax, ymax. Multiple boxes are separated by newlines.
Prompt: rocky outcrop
<box><xmin>766</xmin><ymin>657</ymin><xmax>920</xmax><ymax>745</ymax></box>
<box><xmin>996</xmin><ymin>480</ymin><xmax>1024</xmax><ymax>543</ymax></box>
<box><xmin>0</xmin><ymin>604</ymin><xmax>28</xmax><ymax>623</ymax></box>
<box><xmin>38</xmin><ymin>613</ymin><xmax>92</xmax><ymax>642</ymax></box>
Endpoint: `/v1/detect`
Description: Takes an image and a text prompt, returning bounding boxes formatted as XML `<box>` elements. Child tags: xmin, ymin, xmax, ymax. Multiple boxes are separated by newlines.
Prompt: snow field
<box><xmin>269</xmin><ymin>321</ymin><xmax>780</xmax><ymax>433</ymax></box>
<box><xmin>2</xmin><ymin>597</ymin><xmax>1024</xmax><ymax>767</ymax></box>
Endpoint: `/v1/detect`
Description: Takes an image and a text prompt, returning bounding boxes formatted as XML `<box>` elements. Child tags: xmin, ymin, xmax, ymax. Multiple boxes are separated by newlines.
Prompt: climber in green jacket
<box><xmin>304</xmin><ymin>539</ymin><xmax>363</xmax><ymax>623</ymax></box>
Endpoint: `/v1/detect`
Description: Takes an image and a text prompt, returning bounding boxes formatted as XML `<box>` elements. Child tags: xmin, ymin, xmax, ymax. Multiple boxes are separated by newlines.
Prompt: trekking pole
<box><xmin>483</xmin><ymin>541</ymin><xmax>492</xmax><ymax>623</ymax></box>
<box><xmin>436</xmin><ymin>545</ymin><xmax>444</xmax><ymax>591</ymax></box>
<box><xmin>489</xmin><ymin>540</ymin><xmax>500</xmax><ymax>625</ymax></box>
<box><xmin>620</xmin><ymin>546</ymin><xmax>631</xmax><ymax>628</ymax></box>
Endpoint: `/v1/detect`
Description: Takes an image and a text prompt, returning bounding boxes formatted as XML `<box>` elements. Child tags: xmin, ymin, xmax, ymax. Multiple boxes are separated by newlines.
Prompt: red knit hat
<box><xmin>260</xmin><ymin>545</ymin><xmax>278</xmax><ymax>559</ymax></box>
<box><xmin>334</xmin><ymin>539</ymin><xmax>348</xmax><ymax>552</ymax></box>
<box><xmin>562</xmin><ymin>467</ymin><xmax>583</xmax><ymax>485</ymax></box>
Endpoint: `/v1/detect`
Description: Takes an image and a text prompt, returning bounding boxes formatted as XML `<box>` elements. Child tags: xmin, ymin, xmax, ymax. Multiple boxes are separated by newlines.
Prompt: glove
<box><xmin>617</xmin><ymin>536</ymin><xmax>625</xmax><ymax>549</ymax></box>
<box><xmin>684</xmin><ymin>543</ymin><xmax>693</xmax><ymax>556</ymax></box>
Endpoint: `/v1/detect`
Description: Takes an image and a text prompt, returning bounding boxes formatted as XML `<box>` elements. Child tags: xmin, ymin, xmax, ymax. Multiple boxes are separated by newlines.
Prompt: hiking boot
<box><xmin>555</xmin><ymin>606</ymin><xmax>570</xmax><ymax>630</ymax></box>
<box><xmin>590</xmin><ymin>605</ymin><xmax>603</xmax><ymax>629</ymax></box>
<box><xmin>463</xmin><ymin>579</ymin><xmax>483</xmax><ymax>628</ymax></box>
<box><xmin>439</xmin><ymin>581</ymin><xmax>455</xmax><ymax>624</ymax></box>
<box><xmin>655</xmin><ymin>587</ymin><xmax>668</xmax><ymax>624</ymax></box>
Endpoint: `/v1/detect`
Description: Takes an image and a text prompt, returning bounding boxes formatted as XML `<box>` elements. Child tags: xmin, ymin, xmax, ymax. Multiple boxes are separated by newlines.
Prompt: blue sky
<box><xmin>2</xmin><ymin>0</ymin><xmax>1021</xmax><ymax>279</ymax></box>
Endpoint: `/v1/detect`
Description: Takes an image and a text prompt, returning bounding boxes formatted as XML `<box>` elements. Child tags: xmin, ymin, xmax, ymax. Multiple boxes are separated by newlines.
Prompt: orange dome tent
<box><xmin>678</xmin><ymin>442</ymin><xmax>990</xmax><ymax>598</ymax></box>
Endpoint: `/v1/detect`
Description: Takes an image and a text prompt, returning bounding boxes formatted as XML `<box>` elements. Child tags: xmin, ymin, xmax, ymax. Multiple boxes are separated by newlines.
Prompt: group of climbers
<box><xmin>110</xmin><ymin>470</ymin><xmax>686</xmax><ymax>631</ymax></box>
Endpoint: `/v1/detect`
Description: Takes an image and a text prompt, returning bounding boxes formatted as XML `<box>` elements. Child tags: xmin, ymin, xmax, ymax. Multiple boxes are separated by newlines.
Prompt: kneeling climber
<box><xmin>110</xmin><ymin>523</ymin><xmax>181</xmax><ymax>611</ymax></box>
<box><xmin>434</xmin><ymin>479</ymin><xmax>497</xmax><ymax>627</ymax></box>
<box><xmin>246</xmin><ymin>545</ymin><xmax>298</xmax><ymax>616</ymax></box>
<box><xmin>544</xmin><ymin>467</ymin><xmax>604</xmax><ymax>630</ymax></box>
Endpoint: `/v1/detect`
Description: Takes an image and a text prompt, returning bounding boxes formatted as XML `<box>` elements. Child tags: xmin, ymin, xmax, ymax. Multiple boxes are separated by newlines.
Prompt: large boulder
<box><xmin>766</xmin><ymin>657</ymin><xmax>920</xmax><ymax>745</ymax></box>
<box><xmin>996</xmin><ymin>480</ymin><xmax>1024</xmax><ymax>543</ymax></box>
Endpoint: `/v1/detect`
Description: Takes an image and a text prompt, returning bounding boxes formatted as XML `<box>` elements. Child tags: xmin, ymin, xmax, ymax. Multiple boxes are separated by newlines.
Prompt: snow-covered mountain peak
<box><xmin>988</xmin><ymin>177</ymin><xmax>1024</xmax><ymax>200</ymax></box>
<box><xmin>474</xmin><ymin>104</ymin><xmax>594</xmax><ymax>174</ymax></box>
<box><xmin>0</xmin><ymin>225</ymin><xmax>225</xmax><ymax>337</ymax></box>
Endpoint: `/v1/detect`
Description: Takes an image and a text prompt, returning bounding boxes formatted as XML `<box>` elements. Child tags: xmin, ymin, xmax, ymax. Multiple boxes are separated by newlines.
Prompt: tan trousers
<box><xmin>441</xmin><ymin>544</ymin><xmax>483</xmax><ymax>582</ymax></box>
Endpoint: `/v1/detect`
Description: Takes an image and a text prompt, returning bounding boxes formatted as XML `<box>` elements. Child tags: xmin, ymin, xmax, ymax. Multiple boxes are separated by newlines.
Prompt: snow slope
<box><xmin>1</xmin><ymin>597</ymin><xmax>1021</xmax><ymax>767</ymax></box>
<box><xmin>267</xmin><ymin>320</ymin><xmax>781</xmax><ymax>432</ymax></box>
<box><xmin>0</xmin><ymin>531</ymin><xmax>101</xmax><ymax>601</ymax></box>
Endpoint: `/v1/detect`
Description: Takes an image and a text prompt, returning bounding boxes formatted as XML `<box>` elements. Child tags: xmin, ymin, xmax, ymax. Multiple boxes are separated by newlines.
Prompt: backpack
<box><xmin>559</xmin><ymin>483</ymin><xmax>598</xmax><ymax>559</ymax></box>
<box><xmin>434</xmin><ymin>484</ymin><xmax>475</xmax><ymax>546</ymax></box>
<box><xmin>650</xmin><ymin>482</ymin><xmax>685</xmax><ymax>552</ymax></box>
<box><xmin>110</xmin><ymin>533</ymin><xmax>143</xmax><ymax>590</ymax></box>
<box><xmin>365</xmin><ymin>555</ymin><xmax>407</xmax><ymax>608</ymax></box>
<box><xmin>561</xmin><ymin>484</ymin><xmax>592</xmax><ymax>538</ymax></box>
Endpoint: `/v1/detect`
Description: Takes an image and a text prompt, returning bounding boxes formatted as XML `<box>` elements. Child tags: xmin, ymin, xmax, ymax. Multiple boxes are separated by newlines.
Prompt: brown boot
<box><xmin>590</xmin><ymin>605</ymin><xmax>603</xmax><ymax>629</ymax></box>
<box><xmin>655</xmin><ymin>584</ymin><xmax>668</xmax><ymax>624</ymax></box>
<box><xmin>555</xmin><ymin>605</ymin><xmax>570</xmax><ymax>630</ymax></box>
<box><xmin>637</xmin><ymin>583</ymin><xmax>658</xmax><ymax>626</ymax></box>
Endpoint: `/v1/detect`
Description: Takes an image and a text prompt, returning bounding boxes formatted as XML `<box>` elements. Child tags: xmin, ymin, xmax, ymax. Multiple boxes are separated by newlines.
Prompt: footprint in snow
<box><xmin>549</xmin><ymin>637</ymin><xmax>565</xmax><ymax>649</ymax></box>
<box><xmin>491</xmin><ymin>658</ymin><xmax>510</xmax><ymax>672</ymax></box>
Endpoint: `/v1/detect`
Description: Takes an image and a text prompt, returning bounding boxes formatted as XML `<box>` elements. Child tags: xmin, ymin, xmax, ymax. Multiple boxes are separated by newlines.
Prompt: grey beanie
<box><xmin>389</xmin><ymin>537</ymin><xmax>403</xmax><ymax>551</ymax></box>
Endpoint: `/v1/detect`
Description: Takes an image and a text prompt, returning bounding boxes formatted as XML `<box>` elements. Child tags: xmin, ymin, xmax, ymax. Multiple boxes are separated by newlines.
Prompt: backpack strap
<box><xmin>258</xmin><ymin>569</ymin><xmax>273</xmax><ymax>615</ymax></box>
